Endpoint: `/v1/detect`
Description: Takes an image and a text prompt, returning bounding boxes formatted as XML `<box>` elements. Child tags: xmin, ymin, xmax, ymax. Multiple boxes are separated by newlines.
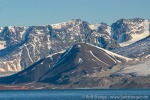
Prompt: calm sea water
<box><xmin>0</xmin><ymin>89</ymin><xmax>149</xmax><ymax>100</ymax></box>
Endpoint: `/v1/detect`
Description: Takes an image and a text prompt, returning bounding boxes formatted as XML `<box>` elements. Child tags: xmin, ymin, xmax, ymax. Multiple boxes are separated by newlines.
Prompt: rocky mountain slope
<box><xmin>39</xmin><ymin>43</ymin><xmax>131</xmax><ymax>85</ymax></box>
<box><xmin>113</xmin><ymin>35</ymin><xmax>150</xmax><ymax>58</ymax></box>
<box><xmin>0</xmin><ymin>18</ymin><xmax>149</xmax><ymax>73</ymax></box>
<box><xmin>0</xmin><ymin>43</ymin><xmax>132</xmax><ymax>85</ymax></box>
<box><xmin>111</xmin><ymin>18</ymin><xmax>150</xmax><ymax>46</ymax></box>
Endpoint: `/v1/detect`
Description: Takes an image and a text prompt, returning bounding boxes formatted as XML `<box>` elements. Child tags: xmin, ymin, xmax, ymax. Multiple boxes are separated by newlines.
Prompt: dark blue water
<box><xmin>0</xmin><ymin>89</ymin><xmax>150</xmax><ymax>100</ymax></box>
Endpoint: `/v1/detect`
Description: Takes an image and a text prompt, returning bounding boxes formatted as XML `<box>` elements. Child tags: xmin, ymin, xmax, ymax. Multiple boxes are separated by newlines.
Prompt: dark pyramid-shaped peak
<box><xmin>39</xmin><ymin>43</ymin><xmax>131</xmax><ymax>84</ymax></box>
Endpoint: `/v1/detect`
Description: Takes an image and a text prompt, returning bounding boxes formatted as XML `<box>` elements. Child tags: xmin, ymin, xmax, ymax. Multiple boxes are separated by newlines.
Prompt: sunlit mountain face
<box><xmin>0</xmin><ymin>18</ymin><xmax>150</xmax><ymax>89</ymax></box>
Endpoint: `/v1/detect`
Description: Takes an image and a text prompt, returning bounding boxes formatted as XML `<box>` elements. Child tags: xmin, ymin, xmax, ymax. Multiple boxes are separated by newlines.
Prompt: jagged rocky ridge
<box><xmin>0</xmin><ymin>18</ymin><xmax>149</xmax><ymax>73</ymax></box>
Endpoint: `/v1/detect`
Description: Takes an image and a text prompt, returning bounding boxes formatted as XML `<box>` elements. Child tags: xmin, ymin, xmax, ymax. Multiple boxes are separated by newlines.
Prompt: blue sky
<box><xmin>0</xmin><ymin>0</ymin><xmax>150</xmax><ymax>26</ymax></box>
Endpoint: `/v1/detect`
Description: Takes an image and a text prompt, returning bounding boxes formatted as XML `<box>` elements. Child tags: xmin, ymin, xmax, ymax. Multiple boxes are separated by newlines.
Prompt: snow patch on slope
<box><xmin>51</xmin><ymin>24</ymin><xmax>62</xmax><ymax>29</ymax></box>
<box><xmin>20</xmin><ymin>27</ymin><xmax>28</xmax><ymax>38</ymax></box>
<box><xmin>22</xmin><ymin>27</ymin><xmax>32</xmax><ymax>41</ymax></box>
<box><xmin>78</xmin><ymin>58</ymin><xmax>83</xmax><ymax>64</ymax></box>
<box><xmin>0</xmin><ymin>41</ymin><xmax>6</xmax><ymax>50</ymax></box>
<box><xmin>51</xmin><ymin>20</ymin><xmax>74</xmax><ymax>29</ymax></box>
<box><xmin>24</xmin><ymin>45</ymin><xmax>33</xmax><ymax>63</ymax></box>
<box><xmin>88</xmin><ymin>24</ymin><xmax>100</xmax><ymax>30</ymax></box>
<box><xmin>89</xmin><ymin>51</ymin><xmax>109</xmax><ymax>66</ymax></box>
<box><xmin>47</xmin><ymin>50</ymin><xmax>65</xmax><ymax>58</ymax></box>
<box><xmin>106</xmin><ymin>26</ymin><xmax>111</xmax><ymax>36</ymax></box>
<box><xmin>8</xmin><ymin>26</ymin><xmax>15</xmax><ymax>33</ymax></box>
<box><xmin>0</xmin><ymin>27</ymin><xmax>3</xmax><ymax>33</ymax></box>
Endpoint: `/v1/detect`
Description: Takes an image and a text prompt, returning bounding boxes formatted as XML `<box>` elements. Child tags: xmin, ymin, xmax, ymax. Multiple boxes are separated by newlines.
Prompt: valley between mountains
<box><xmin>0</xmin><ymin>18</ymin><xmax>150</xmax><ymax>89</ymax></box>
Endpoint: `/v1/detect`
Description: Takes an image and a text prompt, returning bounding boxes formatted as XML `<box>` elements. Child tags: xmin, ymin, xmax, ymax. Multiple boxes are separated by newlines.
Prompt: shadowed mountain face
<box><xmin>39</xmin><ymin>43</ymin><xmax>129</xmax><ymax>84</ymax></box>
<box><xmin>0</xmin><ymin>43</ymin><xmax>130</xmax><ymax>85</ymax></box>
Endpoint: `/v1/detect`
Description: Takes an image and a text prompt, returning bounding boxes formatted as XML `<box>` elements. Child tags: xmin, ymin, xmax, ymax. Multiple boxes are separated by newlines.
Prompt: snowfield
<box><xmin>117</xmin><ymin>60</ymin><xmax>150</xmax><ymax>76</ymax></box>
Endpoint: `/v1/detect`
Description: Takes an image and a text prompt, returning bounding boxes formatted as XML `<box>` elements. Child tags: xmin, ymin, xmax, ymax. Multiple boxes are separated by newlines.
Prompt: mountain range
<box><xmin>0</xmin><ymin>18</ymin><xmax>150</xmax><ymax>89</ymax></box>
<box><xmin>0</xmin><ymin>18</ymin><xmax>149</xmax><ymax>74</ymax></box>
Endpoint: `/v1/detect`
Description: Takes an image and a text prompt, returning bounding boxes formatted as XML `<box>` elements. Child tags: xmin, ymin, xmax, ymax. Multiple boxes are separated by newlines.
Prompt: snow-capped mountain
<box><xmin>111</xmin><ymin>18</ymin><xmax>150</xmax><ymax>46</ymax></box>
<box><xmin>0</xmin><ymin>19</ymin><xmax>118</xmax><ymax>73</ymax></box>
<box><xmin>0</xmin><ymin>43</ymin><xmax>131</xmax><ymax>85</ymax></box>
<box><xmin>0</xmin><ymin>18</ymin><xmax>149</xmax><ymax>73</ymax></box>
